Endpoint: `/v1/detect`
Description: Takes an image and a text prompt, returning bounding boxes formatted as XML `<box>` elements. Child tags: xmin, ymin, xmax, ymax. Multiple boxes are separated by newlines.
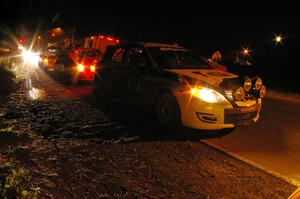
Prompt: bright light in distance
<box><xmin>190</xmin><ymin>87</ymin><xmax>226</xmax><ymax>103</ymax></box>
<box><xmin>107</xmin><ymin>37</ymin><xmax>113</xmax><ymax>41</ymax></box>
<box><xmin>90</xmin><ymin>65</ymin><xmax>95</xmax><ymax>72</ymax></box>
<box><xmin>243</xmin><ymin>48</ymin><xmax>249</xmax><ymax>55</ymax></box>
<box><xmin>275</xmin><ymin>35</ymin><xmax>283</xmax><ymax>43</ymax></box>
<box><xmin>22</xmin><ymin>50</ymin><xmax>40</xmax><ymax>66</ymax></box>
<box><xmin>18</xmin><ymin>45</ymin><xmax>25</xmax><ymax>50</ymax></box>
<box><xmin>77</xmin><ymin>64</ymin><xmax>85</xmax><ymax>72</ymax></box>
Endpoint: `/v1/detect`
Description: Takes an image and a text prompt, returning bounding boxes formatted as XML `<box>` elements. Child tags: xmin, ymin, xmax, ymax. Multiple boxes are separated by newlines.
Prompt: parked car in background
<box><xmin>94</xmin><ymin>42</ymin><xmax>266</xmax><ymax>132</ymax></box>
<box><xmin>39</xmin><ymin>47</ymin><xmax>101</xmax><ymax>82</ymax></box>
<box><xmin>39</xmin><ymin>46</ymin><xmax>64</xmax><ymax>71</ymax></box>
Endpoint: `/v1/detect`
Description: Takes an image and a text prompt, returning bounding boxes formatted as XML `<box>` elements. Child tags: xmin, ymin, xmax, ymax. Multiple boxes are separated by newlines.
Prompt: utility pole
<box><xmin>71</xmin><ymin>23</ymin><xmax>76</xmax><ymax>48</ymax></box>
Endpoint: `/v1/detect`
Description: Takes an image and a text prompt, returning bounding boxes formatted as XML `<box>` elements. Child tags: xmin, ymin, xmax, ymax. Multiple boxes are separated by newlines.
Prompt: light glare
<box><xmin>78</xmin><ymin>64</ymin><xmax>84</xmax><ymax>72</ymax></box>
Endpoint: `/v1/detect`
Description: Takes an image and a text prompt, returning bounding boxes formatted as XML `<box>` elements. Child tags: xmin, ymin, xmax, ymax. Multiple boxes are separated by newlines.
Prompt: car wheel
<box><xmin>156</xmin><ymin>93</ymin><xmax>181</xmax><ymax>128</ymax></box>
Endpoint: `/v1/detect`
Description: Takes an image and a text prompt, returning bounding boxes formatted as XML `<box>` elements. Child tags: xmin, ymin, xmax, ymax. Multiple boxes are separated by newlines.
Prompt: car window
<box><xmin>147</xmin><ymin>47</ymin><xmax>212</xmax><ymax>69</ymax></box>
<box><xmin>78</xmin><ymin>50</ymin><xmax>98</xmax><ymax>57</ymax></box>
<box><xmin>126</xmin><ymin>47</ymin><xmax>149</xmax><ymax>66</ymax></box>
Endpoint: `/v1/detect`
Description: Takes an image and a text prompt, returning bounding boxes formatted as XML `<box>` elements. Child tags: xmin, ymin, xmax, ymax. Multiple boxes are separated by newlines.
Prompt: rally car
<box><xmin>93</xmin><ymin>42</ymin><xmax>266</xmax><ymax>131</ymax></box>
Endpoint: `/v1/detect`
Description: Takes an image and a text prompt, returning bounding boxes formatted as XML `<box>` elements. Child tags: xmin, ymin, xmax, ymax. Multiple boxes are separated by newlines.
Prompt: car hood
<box><xmin>163</xmin><ymin>69</ymin><xmax>238</xmax><ymax>86</ymax></box>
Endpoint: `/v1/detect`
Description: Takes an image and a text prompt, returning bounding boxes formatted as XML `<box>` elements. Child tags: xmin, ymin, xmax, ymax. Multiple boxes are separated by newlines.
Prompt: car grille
<box><xmin>224</xmin><ymin>105</ymin><xmax>259</xmax><ymax>125</ymax></box>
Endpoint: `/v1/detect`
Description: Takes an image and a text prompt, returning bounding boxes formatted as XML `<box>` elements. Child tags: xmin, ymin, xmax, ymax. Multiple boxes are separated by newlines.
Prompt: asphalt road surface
<box><xmin>206</xmin><ymin>96</ymin><xmax>300</xmax><ymax>183</ymax></box>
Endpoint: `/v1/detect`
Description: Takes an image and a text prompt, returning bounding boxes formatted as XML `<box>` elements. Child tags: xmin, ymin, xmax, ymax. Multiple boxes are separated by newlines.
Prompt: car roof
<box><xmin>111</xmin><ymin>42</ymin><xmax>188</xmax><ymax>51</ymax></box>
<box><xmin>143</xmin><ymin>42</ymin><xmax>187</xmax><ymax>50</ymax></box>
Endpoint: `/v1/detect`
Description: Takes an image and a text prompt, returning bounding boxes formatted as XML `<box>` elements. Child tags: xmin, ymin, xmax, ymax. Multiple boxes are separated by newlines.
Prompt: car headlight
<box><xmin>255</xmin><ymin>78</ymin><xmax>263</xmax><ymax>90</ymax></box>
<box><xmin>233</xmin><ymin>87</ymin><xmax>245</xmax><ymax>101</ymax></box>
<box><xmin>244</xmin><ymin>78</ymin><xmax>252</xmax><ymax>92</ymax></box>
<box><xmin>190</xmin><ymin>87</ymin><xmax>226</xmax><ymax>103</ymax></box>
<box><xmin>22</xmin><ymin>50</ymin><xmax>40</xmax><ymax>66</ymax></box>
<box><xmin>260</xmin><ymin>85</ymin><xmax>266</xmax><ymax>98</ymax></box>
<box><xmin>90</xmin><ymin>65</ymin><xmax>95</xmax><ymax>72</ymax></box>
<box><xmin>77</xmin><ymin>64</ymin><xmax>84</xmax><ymax>72</ymax></box>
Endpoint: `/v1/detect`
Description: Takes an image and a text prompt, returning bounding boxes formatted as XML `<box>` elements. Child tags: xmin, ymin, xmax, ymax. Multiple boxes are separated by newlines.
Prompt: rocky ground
<box><xmin>0</xmin><ymin>67</ymin><xmax>297</xmax><ymax>198</ymax></box>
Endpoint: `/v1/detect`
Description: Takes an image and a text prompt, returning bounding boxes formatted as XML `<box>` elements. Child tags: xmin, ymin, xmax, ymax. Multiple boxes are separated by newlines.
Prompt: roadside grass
<box><xmin>0</xmin><ymin>59</ymin><xmax>16</xmax><ymax>96</ymax></box>
<box><xmin>0</xmin><ymin>161</ymin><xmax>39</xmax><ymax>199</ymax></box>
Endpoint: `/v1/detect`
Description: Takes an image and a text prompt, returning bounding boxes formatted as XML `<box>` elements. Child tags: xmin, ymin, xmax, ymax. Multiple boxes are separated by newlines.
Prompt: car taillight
<box><xmin>90</xmin><ymin>65</ymin><xmax>95</xmax><ymax>72</ymax></box>
<box><xmin>77</xmin><ymin>64</ymin><xmax>84</xmax><ymax>72</ymax></box>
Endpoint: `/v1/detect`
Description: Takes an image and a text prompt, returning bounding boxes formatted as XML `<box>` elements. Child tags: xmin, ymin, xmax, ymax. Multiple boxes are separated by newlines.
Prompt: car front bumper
<box><xmin>178</xmin><ymin>94</ymin><xmax>262</xmax><ymax>130</ymax></box>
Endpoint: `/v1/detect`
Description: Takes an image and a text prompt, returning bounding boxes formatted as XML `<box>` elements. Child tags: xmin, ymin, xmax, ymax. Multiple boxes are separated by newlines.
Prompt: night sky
<box><xmin>1</xmin><ymin>0</ymin><xmax>300</xmax><ymax>45</ymax></box>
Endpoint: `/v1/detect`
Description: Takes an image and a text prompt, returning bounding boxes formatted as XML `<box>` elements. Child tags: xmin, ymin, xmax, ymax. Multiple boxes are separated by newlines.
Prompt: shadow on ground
<box><xmin>84</xmin><ymin>94</ymin><xmax>232</xmax><ymax>143</ymax></box>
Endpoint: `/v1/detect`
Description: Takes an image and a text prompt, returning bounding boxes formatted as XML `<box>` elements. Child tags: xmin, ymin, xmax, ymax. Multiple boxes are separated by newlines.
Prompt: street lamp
<box><xmin>38</xmin><ymin>36</ymin><xmax>41</xmax><ymax>49</ymax></box>
<box><xmin>275</xmin><ymin>35</ymin><xmax>283</xmax><ymax>44</ymax></box>
<box><xmin>242</xmin><ymin>48</ymin><xmax>249</xmax><ymax>56</ymax></box>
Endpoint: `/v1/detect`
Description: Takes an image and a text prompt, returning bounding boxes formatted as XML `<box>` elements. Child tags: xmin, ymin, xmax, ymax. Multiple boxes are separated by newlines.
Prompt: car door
<box><xmin>121</xmin><ymin>45</ymin><xmax>160</xmax><ymax>107</ymax></box>
<box><xmin>95</xmin><ymin>45</ymin><xmax>127</xmax><ymax>100</ymax></box>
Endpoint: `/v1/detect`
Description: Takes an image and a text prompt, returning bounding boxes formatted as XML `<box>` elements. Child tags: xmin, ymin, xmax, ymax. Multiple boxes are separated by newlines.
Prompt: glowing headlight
<box><xmin>90</xmin><ymin>65</ymin><xmax>95</xmax><ymax>72</ymax></box>
<box><xmin>234</xmin><ymin>87</ymin><xmax>245</xmax><ymax>101</ymax></box>
<box><xmin>255</xmin><ymin>78</ymin><xmax>263</xmax><ymax>90</ymax></box>
<box><xmin>244</xmin><ymin>78</ymin><xmax>252</xmax><ymax>92</ymax></box>
<box><xmin>190</xmin><ymin>87</ymin><xmax>226</xmax><ymax>103</ymax></box>
<box><xmin>77</xmin><ymin>64</ymin><xmax>84</xmax><ymax>72</ymax></box>
<box><xmin>22</xmin><ymin>50</ymin><xmax>40</xmax><ymax>66</ymax></box>
<box><xmin>260</xmin><ymin>86</ymin><xmax>266</xmax><ymax>98</ymax></box>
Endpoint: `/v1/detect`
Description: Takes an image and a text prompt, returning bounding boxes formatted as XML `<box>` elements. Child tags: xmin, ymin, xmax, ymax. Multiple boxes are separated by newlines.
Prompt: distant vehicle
<box><xmin>39</xmin><ymin>46</ymin><xmax>64</xmax><ymax>71</ymax></box>
<box><xmin>39</xmin><ymin>47</ymin><xmax>101</xmax><ymax>82</ymax></box>
<box><xmin>83</xmin><ymin>35</ymin><xmax>120</xmax><ymax>55</ymax></box>
<box><xmin>93</xmin><ymin>42</ymin><xmax>266</xmax><ymax>132</ymax></box>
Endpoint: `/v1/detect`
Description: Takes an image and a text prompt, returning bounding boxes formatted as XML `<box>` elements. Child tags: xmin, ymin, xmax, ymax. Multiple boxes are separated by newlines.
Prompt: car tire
<box><xmin>155</xmin><ymin>93</ymin><xmax>181</xmax><ymax>129</ymax></box>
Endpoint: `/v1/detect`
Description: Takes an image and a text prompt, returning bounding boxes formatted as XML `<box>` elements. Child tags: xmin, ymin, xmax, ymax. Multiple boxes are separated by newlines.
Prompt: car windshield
<box><xmin>79</xmin><ymin>50</ymin><xmax>98</xmax><ymax>58</ymax></box>
<box><xmin>147</xmin><ymin>47</ymin><xmax>212</xmax><ymax>69</ymax></box>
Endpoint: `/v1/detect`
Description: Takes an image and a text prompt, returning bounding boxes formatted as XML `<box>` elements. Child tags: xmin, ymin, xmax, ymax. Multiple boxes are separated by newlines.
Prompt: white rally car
<box><xmin>94</xmin><ymin>42</ymin><xmax>265</xmax><ymax>132</ymax></box>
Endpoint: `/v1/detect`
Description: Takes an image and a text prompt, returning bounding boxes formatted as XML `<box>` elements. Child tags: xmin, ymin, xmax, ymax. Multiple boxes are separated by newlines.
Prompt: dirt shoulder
<box><xmin>0</xmin><ymin>68</ymin><xmax>297</xmax><ymax>198</ymax></box>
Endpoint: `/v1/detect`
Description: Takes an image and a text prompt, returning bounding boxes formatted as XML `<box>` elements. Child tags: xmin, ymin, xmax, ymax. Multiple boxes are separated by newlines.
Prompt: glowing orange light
<box><xmin>99</xmin><ymin>35</ymin><xmax>104</xmax><ymax>39</ymax></box>
<box><xmin>90</xmin><ymin>65</ymin><xmax>95</xmax><ymax>72</ymax></box>
<box><xmin>50</xmin><ymin>33</ymin><xmax>56</xmax><ymax>37</ymax></box>
<box><xmin>19</xmin><ymin>39</ymin><xmax>24</xmax><ymax>44</ymax></box>
<box><xmin>275</xmin><ymin>35</ymin><xmax>283</xmax><ymax>43</ymax></box>
<box><xmin>116</xmin><ymin>39</ymin><xmax>120</xmax><ymax>43</ymax></box>
<box><xmin>107</xmin><ymin>37</ymin><xmax>113</xmax><ymax>41</ymax></box>
<box><xmin>242</xmin><ymin>48</ymin><xmax>249</xmax><ymax>55</ymax></box>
